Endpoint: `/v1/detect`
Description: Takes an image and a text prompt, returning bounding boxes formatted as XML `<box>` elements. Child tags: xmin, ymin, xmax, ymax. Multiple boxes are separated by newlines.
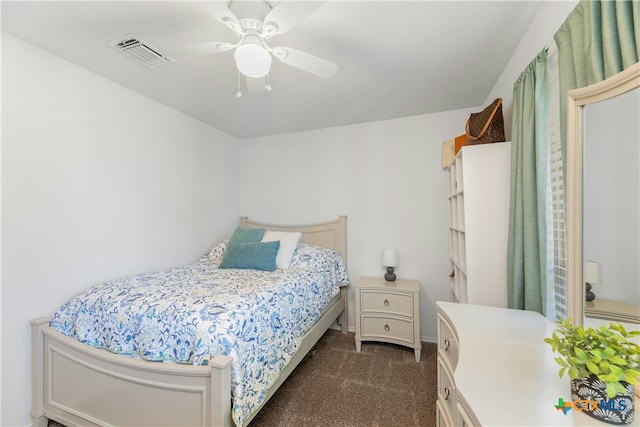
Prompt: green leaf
<box><xmin>574</xmin><ymin>347</ymin><xmax>587</xmax><ymax>360</ymax></box>
<box><xmin>625</xmin><ymin>368</ymin><xmax>640</xmax><ymax>378</ymax></box>
<box><xmin>589</xmin><ymin>354</ymin><xmax>602</xmax><ymax>365</ymax></box>
<box><xmin>624</xmin><ymin>372</ymin><xmax>639</xmax><ymax>385</ymax></box>
<box><xmin>610</xmin><ymin>382</ymin><xmax>628</xmax><ymax>398</ymax></box>
<box><xmin>609</xmin><ymin>364</ymin><xmax>623</xmax><ymax>376</ymax></box>
<box><xmin>569</xmin><ymin>366</ymin><xmax>579</xmax><ymax>379</ymax></box>
<box><xmin>598</xmin><ymin>326</ymin><xmax>611</xmax><ymax>337</ymax></box>
<box><xmin>586</xmin><ymin>361</ymin><xmax>599</xmax><ymax>375</ymax></box>
<box><xmin>554</xmin><ymin>357</ymin><xmax>569</xmax><ymax>368</ymax></box>
<box><xmin>559</xmin><ymin>367</ymin><xmax>566</xmax><ymax>378</ymax></box>
<box><xmin>616</xmin><ymin>323</ymin><xmax>628</xmax><ymax>336</ymax></box>
<box><xmin>604</xmin><ymin>373</ymin><xmax>619</xmax><ymax>383</ymax></box>
<box><xmin>609</xmin><ymin>356</ymin><xmax>628</xmax><ymax>366</ymax></box>
<box><xmin>569</xmin><ymin>356</ymin><xmax>584</xmax><ymax>367</ymax></box>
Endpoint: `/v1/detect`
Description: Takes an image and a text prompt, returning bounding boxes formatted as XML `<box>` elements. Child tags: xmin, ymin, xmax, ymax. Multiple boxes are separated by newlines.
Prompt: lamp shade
<box><xmin>234</xmin><ymin>43</ymin><xmax>272</xmax><ymax>78</ymax></box>
<box><xmin>382</xmin><ymin>249</ymin><xmax>398</xmax><ymax>267</ymax></box>
<box><xmin>584</xmin><ymin>261</ymin><xmax>601</xmax><ymax>284</ymax></box>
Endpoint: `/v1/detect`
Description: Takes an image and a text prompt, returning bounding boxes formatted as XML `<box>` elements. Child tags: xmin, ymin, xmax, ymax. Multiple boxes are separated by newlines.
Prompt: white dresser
<box><xmin>436</xmin><ymin>301</ymin><xmax>640</xmax><ymax>426</ymax></box>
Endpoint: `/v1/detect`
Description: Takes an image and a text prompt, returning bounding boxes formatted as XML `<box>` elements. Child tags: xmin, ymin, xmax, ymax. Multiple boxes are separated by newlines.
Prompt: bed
<box><xmin>31</xmin><ymin>216</ymin><xmax>348</xmax><ymax>427</ymax></box>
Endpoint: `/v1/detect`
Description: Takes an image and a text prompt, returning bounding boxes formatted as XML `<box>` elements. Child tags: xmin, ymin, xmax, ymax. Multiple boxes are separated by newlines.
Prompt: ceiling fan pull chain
<box><xmin>265</xmin><ymin>73</ymin><xmax>272</xmax><ymax>92</ymax></box>
<box><xmin>236</xmin><ymin>70</ymin><xmax>242</xmax><ymax>98</ymax></box>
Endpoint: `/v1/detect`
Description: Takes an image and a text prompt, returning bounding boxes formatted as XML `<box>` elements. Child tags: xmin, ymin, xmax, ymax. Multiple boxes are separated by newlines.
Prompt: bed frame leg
<box><xmin>210</xmin><ymin>354</ymin><xmax>233</xmax><ymax>427</ymax></box>
<box><xmin>32</xmin><ymin>415</ymin><xmax>47</xmax><ymax>427</ymax></box>
<box><xmin>30</xmin><ymin>317</ymin><xmax>49</xmax><ymax>427</ymax></box>
<box><xmin>339</xmin><ymin>286</ymin><xmax>348</xmax><ymax>334</ymax></box>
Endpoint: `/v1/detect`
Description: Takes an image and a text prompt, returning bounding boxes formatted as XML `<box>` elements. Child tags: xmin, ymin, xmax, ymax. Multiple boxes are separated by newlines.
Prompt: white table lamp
<box><xmin>382</xmin><ymin>249</ymin><xmax>398</xmax><ymax>282</ymax></box>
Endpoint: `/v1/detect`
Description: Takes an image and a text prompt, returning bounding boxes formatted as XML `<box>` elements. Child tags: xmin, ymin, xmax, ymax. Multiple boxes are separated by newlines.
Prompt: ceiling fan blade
<box><xmin>263</xmin><ymin>1</ymin><xmax>326</xmax><ymax>36</ymax></box>
<box><xmin>160</xmin><ymin>41</ymin><xmax>234</xmax><ymax>58</ymax></box>
<box><xmin>272</xmin><ymin>47</ymin><xmax>337</xmax><ymax>78</ymax></box>
<box><xmin>202</xmin><ymin>2</ymin><xmax>242</xmax><ymax>35</ymax></box>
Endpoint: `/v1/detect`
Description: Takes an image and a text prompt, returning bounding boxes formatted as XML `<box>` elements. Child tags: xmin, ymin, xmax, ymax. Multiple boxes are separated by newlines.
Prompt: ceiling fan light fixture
<box><xmin>234</xmin><ymin>43</ymin><xmax>272</xmax><ymax>78</ymax></box>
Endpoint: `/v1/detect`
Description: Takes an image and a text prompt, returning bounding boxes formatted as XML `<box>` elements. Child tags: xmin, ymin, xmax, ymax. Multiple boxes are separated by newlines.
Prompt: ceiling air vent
<box><xmin>108</xmin><ymin>35</ymin><xmax>174</xmax><ymax>68</ymax></box>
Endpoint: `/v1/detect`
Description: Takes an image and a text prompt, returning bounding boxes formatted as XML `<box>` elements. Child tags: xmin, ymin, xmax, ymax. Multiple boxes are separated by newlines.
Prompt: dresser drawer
<box><xmin>360</xmin><ymin>315</ymin><xmax>415</xmax><ymax>344</ymax></box>
<box><xmin>437</xmin><ymin>314</ymin><xmax>459</xmax><ymax>371</ymax></box>
<box><xmin>437</xmin><ymin>358</ymin><xmax>456</xmax><ymax>418</ymax></box>
<box><xmin>360</xmin><ymin>289</ymin><xmax>413</xmax><ymax>317</ymax></box>
<box><xmin>436</xmin><ymin>398</ymin><xmax>453</xmax><ymax>427</ymax></box>
<box><xmin>457</xmin><ymin>400</ymin><xmax>480</xmax><ymax>427</ymax></box>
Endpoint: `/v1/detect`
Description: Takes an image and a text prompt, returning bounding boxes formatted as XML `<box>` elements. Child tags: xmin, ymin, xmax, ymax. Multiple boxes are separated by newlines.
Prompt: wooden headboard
<box><xmin>239</xmin><ymin>216</ymin><xmax>347</xmax><ymax>265</ymax></box>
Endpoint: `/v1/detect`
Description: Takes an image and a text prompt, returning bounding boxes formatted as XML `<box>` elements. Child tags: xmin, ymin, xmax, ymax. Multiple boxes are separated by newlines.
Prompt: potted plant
<box><xmin>545</xmin><ymin>318</ymin><xmax>640</xmax><ymax>424</ymax></box>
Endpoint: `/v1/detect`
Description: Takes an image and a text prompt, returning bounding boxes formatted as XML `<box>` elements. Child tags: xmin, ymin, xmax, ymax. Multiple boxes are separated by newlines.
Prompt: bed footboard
<box><xmin>31</xmin><ymin>318</ymin><xmax>233</xmax><ymax>427</ymax></box>
<box><xmin>31</xmin><ymin>287</ymin><xmax>347</xmax><ymax>427</ymax></box>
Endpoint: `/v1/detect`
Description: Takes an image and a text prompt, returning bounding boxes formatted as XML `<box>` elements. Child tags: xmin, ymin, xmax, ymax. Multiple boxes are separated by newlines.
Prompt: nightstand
<box><xmin>354</xmin><ymin>276</ymin><xmax>421</xmax><ymax>362</ymax></box>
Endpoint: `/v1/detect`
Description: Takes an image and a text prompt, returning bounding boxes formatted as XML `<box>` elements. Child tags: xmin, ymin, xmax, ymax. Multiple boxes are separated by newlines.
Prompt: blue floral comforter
<box><xmin>50</xmin><ymin>243</ymin><xmax>348</xmax><ymax>426</ymax></box>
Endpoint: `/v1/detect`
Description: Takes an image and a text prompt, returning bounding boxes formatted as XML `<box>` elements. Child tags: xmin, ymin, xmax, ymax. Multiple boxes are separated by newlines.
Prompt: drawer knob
<box><xmin>384</xmin><ymin>299</ymin><xmax>389</xmax><ymax>307</ymax></box>
<box><xmin>384</xmin><ymin>324</ymin><xmax>390</xmax><ymax>331</ymax></box>
<box><xmin>444</xmin><ymin>386</ymin><xmax>451</xmax><ymax>401</ymax></box>
<box><xmin>444</xmin><ymin>337</ymin><xmax>451</xmax><ymax>351</ymax></box>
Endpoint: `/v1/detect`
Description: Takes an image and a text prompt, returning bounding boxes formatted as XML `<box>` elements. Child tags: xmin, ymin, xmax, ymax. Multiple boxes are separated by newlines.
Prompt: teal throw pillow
<box><xmin>219</xmin><ymin>241</ymin><xmax>280</xmax><ymax>271</ymax></box>
<box><xmin>228</xmin><ymin>227</ymin><xmax>266</xmax><ymax>245</ymax></box>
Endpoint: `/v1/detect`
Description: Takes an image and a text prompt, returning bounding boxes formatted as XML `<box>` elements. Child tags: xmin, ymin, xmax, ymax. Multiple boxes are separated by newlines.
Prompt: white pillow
<box><xmin>261</xmin><ymin>231</ymin><xmax>302</xmax><ymax>270</ymax></box>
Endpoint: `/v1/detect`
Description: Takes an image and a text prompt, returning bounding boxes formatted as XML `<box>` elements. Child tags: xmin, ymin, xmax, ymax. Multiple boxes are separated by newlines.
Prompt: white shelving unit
<box><xmin>446</xmin><ymin>142</ymin><xmax>511</xmax><ymax>307</ymax></box>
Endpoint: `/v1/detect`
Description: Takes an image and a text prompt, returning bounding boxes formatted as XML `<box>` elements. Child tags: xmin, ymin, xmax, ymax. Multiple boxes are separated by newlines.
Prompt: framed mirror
<box><xmin>566</xmin><ymin>62</ymin><xmax>640</xmax><ymax>329</ymax></box>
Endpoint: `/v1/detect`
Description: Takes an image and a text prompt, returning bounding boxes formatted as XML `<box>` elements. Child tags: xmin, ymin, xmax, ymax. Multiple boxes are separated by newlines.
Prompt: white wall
<box><xmin>1</xmin><ymin>33</ymin><xmax>241</xmax><ymax>427</ymax></box>
<box><xmin>240</xmin><ymin>109</ymin><xmax>476</xmax><ymax>341</ymax></box>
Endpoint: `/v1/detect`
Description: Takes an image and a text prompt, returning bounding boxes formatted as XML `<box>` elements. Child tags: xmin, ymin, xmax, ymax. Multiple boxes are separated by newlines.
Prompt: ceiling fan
<box><xmin>167</xmin><ymin>1</ymin><xmax>338</xmax><ymax>95</ymax></box>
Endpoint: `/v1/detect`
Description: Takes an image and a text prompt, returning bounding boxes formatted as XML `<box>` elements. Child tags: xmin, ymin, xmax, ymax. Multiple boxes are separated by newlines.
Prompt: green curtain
<box><xmin>507</xmin><ymin>0</ymin><xmax>639</xmax><ymax>315</ymax></box>
<box><xmin>507</xmin><ymin>51</ymin><xmax>550</xmax><ymax>313</ymax></box>
<box><xmin>555</xmin><ymin>0</ymin><xmax>640</xmax><ymax>177</ymax></box>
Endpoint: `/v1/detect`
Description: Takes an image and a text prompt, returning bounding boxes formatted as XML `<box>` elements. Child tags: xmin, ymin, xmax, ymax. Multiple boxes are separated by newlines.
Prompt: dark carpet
<box><xmin>248</xmin><ymin>330</ymin><xmax>438</xmax><ymax>427</ymax></box>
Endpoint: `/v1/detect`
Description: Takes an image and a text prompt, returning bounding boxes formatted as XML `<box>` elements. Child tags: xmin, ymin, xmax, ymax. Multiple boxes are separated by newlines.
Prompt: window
<box><xmin>546</xmin><ymin>43</ymin><xmax>567</xmax><ymax>320</ymax></box>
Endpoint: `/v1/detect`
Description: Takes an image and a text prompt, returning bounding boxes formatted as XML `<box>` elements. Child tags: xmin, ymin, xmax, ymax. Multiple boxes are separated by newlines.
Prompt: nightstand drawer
<box><xmin>437</xmin><ymin>314</ymin><xmax>459</xmax><ymax>371</ymax></box>
<box><xmin>360</xmin><ymin>315</ymin><xmax>414</xmax><ymax>343</ymax></box>
<box><xmin>360</xmin><ymin>290</ymin><xmax>413</xmax><ymax>317</ymax></box>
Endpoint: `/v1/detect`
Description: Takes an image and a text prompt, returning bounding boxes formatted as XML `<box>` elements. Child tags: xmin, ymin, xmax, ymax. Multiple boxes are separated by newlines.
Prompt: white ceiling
<box><xmin>2</xmin><ymin>1</ymin><xmax>542</xmax><ymax>139</ymax></box>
